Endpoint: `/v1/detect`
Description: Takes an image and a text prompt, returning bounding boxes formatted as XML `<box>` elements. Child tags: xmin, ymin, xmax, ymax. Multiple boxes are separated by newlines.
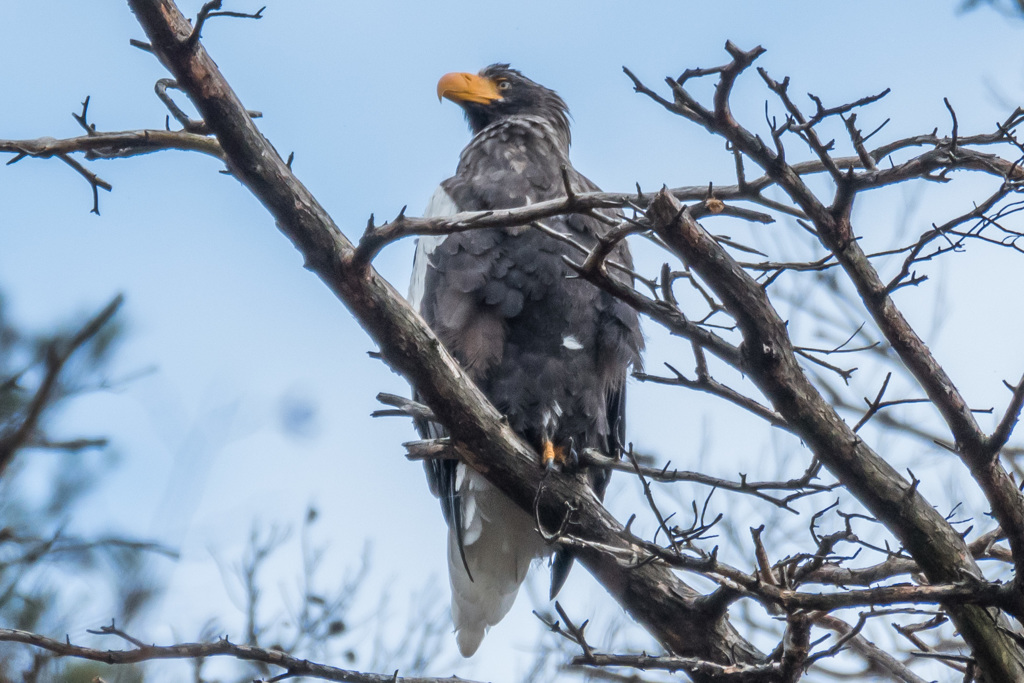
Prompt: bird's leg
<box><xmin>541</xmin><ymin>440</ymin><xmax>572</xmax><ymax>470</ymax></box>
<box><xmin>542</xmin><ymin>440</ymin><xmax>556</xmax><ymax>467</ymax></box>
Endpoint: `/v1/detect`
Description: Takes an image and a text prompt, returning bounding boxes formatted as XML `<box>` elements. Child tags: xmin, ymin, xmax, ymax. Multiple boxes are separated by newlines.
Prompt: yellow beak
<box><xmin>437</xmin><ymin>72</ymin><xmax>502</xmax><ymax>105</ymax></box>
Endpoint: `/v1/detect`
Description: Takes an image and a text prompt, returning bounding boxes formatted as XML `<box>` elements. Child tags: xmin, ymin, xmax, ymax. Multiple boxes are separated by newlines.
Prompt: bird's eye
<box><xmin>497</xmin><ymin>80</ymin><xmax>511</xmax><ymax>91</ymax></box>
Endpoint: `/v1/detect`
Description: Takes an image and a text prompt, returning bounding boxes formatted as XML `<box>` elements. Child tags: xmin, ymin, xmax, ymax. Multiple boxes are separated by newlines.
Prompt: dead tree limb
<box><xmin>0</xmin><ymin>626</ymin><xmax>477</xmax><ymax>683</ymax></box>
<box><xmin>123</xmin><ymin>1</ymin><xmax>767</xmax><ymax>677</ymax></box>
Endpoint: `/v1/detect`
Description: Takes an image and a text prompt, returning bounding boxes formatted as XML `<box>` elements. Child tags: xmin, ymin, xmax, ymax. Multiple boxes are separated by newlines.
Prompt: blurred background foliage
<box><xmin>0</xmin><ymin>292</ymin><xmax>450</xmax><ymax>681</ymax></box>
<box><xmin>0</xmin><ymin>292</ymin><xmax>159</xmax><ymax>681</ymax></box>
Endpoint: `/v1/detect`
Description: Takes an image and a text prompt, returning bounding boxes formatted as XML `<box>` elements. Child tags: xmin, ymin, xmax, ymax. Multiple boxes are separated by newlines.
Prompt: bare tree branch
<box><xmin>7</xmin><ymin>10</ymin><xmax>1024</xmax><ymax>681</ymax></box>
<box><xmin>0</xmin><ymin>626</ymin><xmax>479</xmax><ymax>683</ymax></box>
<box><xmin>122</xmin><ymin>2</ymin><xmax>769</xmax><ymax>676</ymax></box>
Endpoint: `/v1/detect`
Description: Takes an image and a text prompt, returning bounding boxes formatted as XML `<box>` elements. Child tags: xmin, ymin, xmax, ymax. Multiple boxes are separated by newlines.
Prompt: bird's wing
<box><xmin>547</xmin><ymin>168</ymin><xmax>640</xmax><ymax>597</ymax></box>
<box><xmin>411</xmin><ymin>183</ymin><xmax>552</xmax><ymax>656</ymax></box>
<box><xmin>410</xmin><ymin>184</ymin><xmax>464</xmax><ymax>544</ymax></box>
<box><xmin>409</xmin><ymin>186</ymin><xmax>458</xmax><ymax>311</ymax></box>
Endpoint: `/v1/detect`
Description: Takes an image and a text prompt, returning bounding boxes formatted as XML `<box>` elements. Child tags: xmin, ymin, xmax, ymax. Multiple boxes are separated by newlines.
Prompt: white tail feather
<box><xmin>412</xmin><ymin>188</ymin><xmax>548</xmax><ymax>656</ymax></box>
<box><xmin>447</xmin><ymin>466</ymin><xmax>547</xmax><ymax>656</ymax></box>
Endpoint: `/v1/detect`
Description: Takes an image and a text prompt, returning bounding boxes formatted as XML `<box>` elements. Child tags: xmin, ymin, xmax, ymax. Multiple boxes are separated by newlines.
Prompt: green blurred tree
<box><xmin>0</xmin><ymin>294</ymin><xmax>165</xmax><ymax>682</ymax></box>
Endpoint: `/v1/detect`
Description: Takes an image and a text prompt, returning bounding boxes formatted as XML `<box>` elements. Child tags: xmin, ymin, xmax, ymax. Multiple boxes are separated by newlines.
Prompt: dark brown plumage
<box><xmin>410</xmin><ymin>64</ymin><xmax>643</xmax><ymax>656</ymax></box>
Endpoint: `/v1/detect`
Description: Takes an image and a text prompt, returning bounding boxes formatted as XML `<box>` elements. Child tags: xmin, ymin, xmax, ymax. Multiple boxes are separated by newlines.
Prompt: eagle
<box><xmin>409</xmin><ymin>64</ymin><xmax>643</xmax><ymax>657</ymax></box>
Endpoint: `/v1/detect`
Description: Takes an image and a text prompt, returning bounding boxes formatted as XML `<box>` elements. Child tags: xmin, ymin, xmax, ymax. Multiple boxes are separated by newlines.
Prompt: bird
<box><xmin>408</xmin><ymin>64</ymin><xmax>643</xmax><ymax>657</ymax></box>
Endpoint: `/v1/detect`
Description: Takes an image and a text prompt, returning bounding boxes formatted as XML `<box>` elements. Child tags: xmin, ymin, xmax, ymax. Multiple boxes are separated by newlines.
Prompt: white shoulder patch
<box><xmin>409</xmin><ymin>186</ymin><xmax>460</xmax><ymax>310</ymax></box>
<box><xmin>423</xmin><ymin>184</ymin><xmax>461</xmax><ymax>219</ymax></box>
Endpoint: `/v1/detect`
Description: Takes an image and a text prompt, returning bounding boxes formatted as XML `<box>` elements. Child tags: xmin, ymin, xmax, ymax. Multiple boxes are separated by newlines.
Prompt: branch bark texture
<box><xmin>646</xmin><ymin>186</ymin><xmax>1023</xmax><ymax>681</ymax></box>
<box><xmin>124</xmin><ymin>0</ymin><xmax>765</xmax><ymax>676</ymax></box>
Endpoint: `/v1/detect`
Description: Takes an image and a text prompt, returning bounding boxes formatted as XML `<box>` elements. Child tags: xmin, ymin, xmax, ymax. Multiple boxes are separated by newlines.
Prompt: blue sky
<box><xmin>2</xmin><ymin>1</ymin><xmax>1023</xmax><ymax>680</ymax></box>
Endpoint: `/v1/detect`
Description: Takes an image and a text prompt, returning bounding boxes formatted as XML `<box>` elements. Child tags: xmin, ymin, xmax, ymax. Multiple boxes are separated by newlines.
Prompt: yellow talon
<box><xmin>542</xmin><ymin>440</ymin><xmax>570</xmax><ymax>469</ymax></box>
<box><xmin>542</xmin><ymin>440</ymin><xmax>556</xmax><ymax>467</ymax></box>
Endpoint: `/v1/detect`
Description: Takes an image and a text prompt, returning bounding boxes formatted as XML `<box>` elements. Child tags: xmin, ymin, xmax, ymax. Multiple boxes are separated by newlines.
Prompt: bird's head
<box><xmin>437</xmin><ymin>64</ymin><xmax>570</xmax><ymax>143</ymax></box>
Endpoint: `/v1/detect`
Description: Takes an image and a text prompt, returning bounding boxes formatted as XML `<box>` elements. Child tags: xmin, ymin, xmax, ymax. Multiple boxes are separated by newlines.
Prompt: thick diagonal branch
<box><xmin>645</xmin><ymin>188</ymin><xmax>1024</xmax><ymax>681</ymax></box>
<box><xmin>660</xmin><ymin>49</ymin><xmax>1024</xmax><ymax>589</ymax></box>
<box><xmin>125</xmin><ymin>1</ymin><xmax>766</xmax><ymax>676</ymax></box>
